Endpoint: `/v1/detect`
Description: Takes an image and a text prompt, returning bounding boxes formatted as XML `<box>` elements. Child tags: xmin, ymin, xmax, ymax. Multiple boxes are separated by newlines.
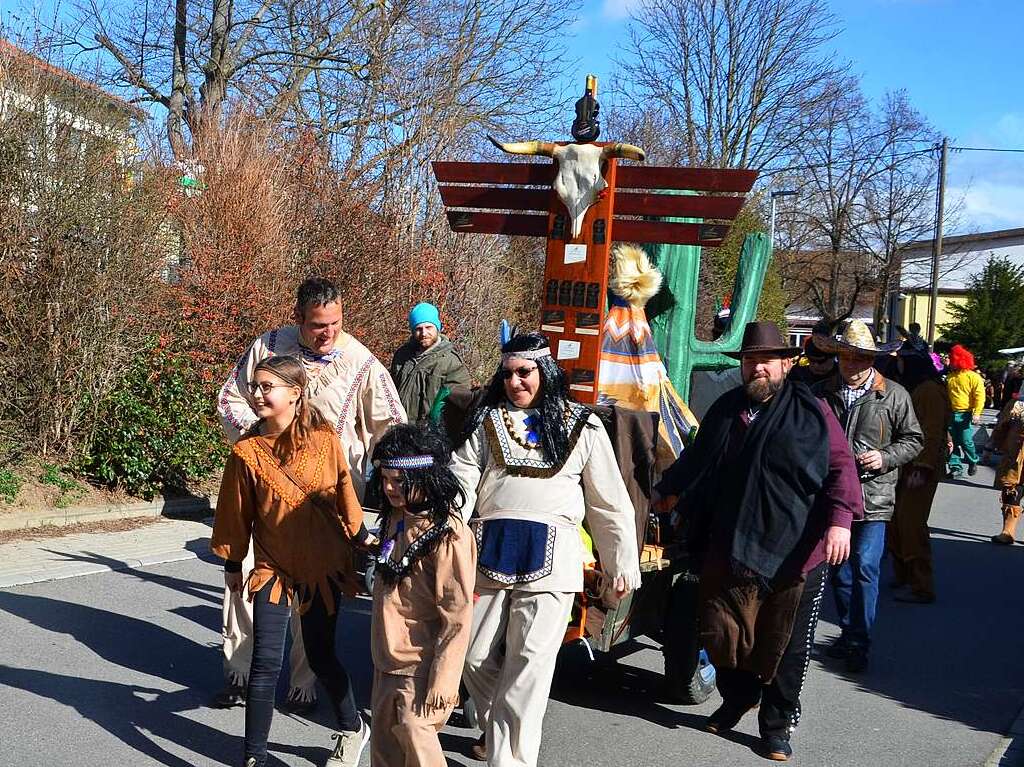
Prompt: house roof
<box><xmin>902</xmin><ymin>226</ymin><xmax>1024</xmax><ymax>258</ymax></box>
<box><xmin>0</xmin><ymin>38</ymin><xmax>147</xmax><ymax>120</ymax></box>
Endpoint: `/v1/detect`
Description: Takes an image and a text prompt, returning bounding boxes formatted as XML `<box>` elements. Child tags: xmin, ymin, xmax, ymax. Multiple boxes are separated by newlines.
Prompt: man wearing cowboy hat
<box><xmin>657</xmin><ymin>321</ymin><xmax>863</xmax><ymax>762</ymax></box>
<box><xmin>814</xmin><ymin>320</ymin><xmax>923</xmax><ymax>673</ymax></box>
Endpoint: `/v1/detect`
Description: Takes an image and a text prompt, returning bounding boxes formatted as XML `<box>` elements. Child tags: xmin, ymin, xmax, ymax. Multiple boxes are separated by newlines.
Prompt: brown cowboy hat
<box><xmin>724</xmin><ymin>321</ymin><xmax>802</xmax><ymax>359</ymax></box>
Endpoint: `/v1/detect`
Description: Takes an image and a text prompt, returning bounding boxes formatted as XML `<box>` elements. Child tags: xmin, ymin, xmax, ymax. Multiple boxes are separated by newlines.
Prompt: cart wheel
<box><xmin>363</xmin><ymin>559</ymin><xmax>376</xmax><ymax>594</ymax></box>
<box><xmin>461</xmin><ymin>690</ymin><xmax>479</xmax><ymax>729</ymax></box>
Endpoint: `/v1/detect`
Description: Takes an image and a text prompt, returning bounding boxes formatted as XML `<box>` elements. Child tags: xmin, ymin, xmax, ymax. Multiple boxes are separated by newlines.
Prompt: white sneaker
<box><xmin>325</xmin><ymin>719</ymin><xmax>370</xmax><ymax>767</ymax></box>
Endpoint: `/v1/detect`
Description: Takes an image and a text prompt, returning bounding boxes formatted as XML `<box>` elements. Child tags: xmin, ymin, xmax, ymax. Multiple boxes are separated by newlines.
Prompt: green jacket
<box><xmin>390</xmin><ymin>335</ymin><xmax>471</xmax><ymax>423</ymax></box>
<box><xmin>816</xmin><ymin>371</ymin><xmax>924</xmax><ymax>521</ymax></box>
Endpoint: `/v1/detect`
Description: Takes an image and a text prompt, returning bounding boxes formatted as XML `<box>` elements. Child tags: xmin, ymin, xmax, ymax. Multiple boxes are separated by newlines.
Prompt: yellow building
<box><xmin>896</xmin><ymin>227</ymin><xmax>1024</xmax><ymax>340</ymax></box>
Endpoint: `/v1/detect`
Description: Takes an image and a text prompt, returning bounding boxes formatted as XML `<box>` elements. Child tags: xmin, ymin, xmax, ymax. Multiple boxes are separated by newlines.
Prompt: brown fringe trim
<box><xmin>246</xmin><ymin>569</ymin><xmax>356</xmax><ymax>615</ymax></box>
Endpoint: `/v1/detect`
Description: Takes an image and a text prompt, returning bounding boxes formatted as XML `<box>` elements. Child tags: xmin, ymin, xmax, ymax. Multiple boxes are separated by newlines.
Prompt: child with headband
<box><xmin>369</xmin><ymin>423</ymin><xmax>477</xmax><ymax>767</ymax></box>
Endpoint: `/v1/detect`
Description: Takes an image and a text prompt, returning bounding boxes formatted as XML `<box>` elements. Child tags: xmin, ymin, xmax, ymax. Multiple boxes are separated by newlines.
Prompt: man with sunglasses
<box><xmin>214</xmin><ymin>276</ymin><xmax>406</xmax><ymax>720</ymax></box>
<box><xmin>656</xmin><ymin>321</ymin><xmax>862</xmax><ymax>762</ymax></box>
<box><xmin>451</xmin><ymin>332</ymin><xmax>641</xmax><ymax>767</ymax></box>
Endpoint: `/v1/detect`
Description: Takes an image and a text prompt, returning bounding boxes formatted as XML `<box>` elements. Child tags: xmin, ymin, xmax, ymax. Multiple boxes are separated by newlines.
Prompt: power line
<box><xmin>758</xmin><ymin>147</ymin><xmax>934</xmax><ymax>176</ymax></box>
<box><xmin>949</xmin><ymin>145</ymin><xmax>1024</xmax><ymax>154</ymax></box>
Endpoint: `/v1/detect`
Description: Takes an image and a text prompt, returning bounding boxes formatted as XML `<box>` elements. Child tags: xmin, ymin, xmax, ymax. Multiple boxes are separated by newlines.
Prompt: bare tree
<box><xmin>614</xmin><ymin>0</ymin><xmax>845</xmax><ymax>168</ymax></box>
<box><xmin>62</xmin><ymin>0</ymin><xmax>577</xmax><ymax>168</ymax></box>
<box><xmin>778</xmin><ymin>85</ymin><xmax>939</xmax><ymax>324</ymax></box>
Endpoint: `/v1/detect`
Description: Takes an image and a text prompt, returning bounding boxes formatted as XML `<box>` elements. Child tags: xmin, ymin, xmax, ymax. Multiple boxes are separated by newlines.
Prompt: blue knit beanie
<box><xmin>408</xmin><ymin>302</ymin><xmax>442</xmax><ymax>333</ymax></box>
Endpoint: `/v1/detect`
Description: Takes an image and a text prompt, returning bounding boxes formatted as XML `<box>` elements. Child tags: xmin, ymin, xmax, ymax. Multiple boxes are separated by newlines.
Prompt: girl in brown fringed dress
<box><xmin>211</xmin><ymin>355</ymin><xmax>373</xmax><ymax>767</ymax></box>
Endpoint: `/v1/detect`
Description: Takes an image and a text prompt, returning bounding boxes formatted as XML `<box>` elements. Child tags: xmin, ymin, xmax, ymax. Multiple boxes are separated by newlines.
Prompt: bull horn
<box><xmin>601</xmin><ymin>143</ymin><xmax>646</xmax><ymax>162</ymax></box>
<box><xmin>487</xmin><ymin>134</ymin><xmax>556</xmax><ymax>158</ymax></box>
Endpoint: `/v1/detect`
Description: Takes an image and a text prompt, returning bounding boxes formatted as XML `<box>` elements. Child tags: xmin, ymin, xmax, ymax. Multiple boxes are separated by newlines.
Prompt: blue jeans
<box><xmin>830</xmin><ymin>520</ymin><xmax>886</xmax><ymax>652</ymax></box>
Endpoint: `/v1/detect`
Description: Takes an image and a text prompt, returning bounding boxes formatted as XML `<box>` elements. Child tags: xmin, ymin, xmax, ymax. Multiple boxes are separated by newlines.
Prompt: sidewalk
<box><xmin>0</xmin><ymin>517</ymin><xmax>214</xmax><ymax>588</ymax></box>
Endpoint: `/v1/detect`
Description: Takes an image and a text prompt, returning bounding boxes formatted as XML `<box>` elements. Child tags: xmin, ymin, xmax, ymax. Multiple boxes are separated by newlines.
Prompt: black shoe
<box><xmin>759</xmin><ymin>734</ymin><xmax>792</xmax><ymax>761</ymax></box>
<box><xmin>283</xmin><ymin>694</ymin><xmax>317</xmax><ymax>715</ymax></box>
<box><xmin>824</xmin><ymin>636</ymin><xmax>850</xmax><ymax>659</ymax></box>
<box><xmin>968</xmin><ymin>463</ymin><xmax>978</xmax><ymax>476</ymax></box>
<box><xmin>704</xmin><ymin>702</ymin><xmax>755</xmax><ymax>734</ymax></box>
<box><xmin>845</xmin><ymin>649</ymin><xmax>869</xmax><ymax>673</ymax></box>
<box><xmin>212</xmin><ymin>684</ymin><xmax>246</xmax><ymax>708</ymax></box>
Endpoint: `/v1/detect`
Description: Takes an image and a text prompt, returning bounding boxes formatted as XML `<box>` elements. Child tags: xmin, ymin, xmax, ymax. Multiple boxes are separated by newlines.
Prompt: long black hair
<box><xmin>460</xmin><ymin>332</ymin><xmax>583</xmax><ymax>463</ymax></box>
<box><xmin>370</xmin><ymin>423</ymin><xmax>465</xmax><ymax>583</ymax></box>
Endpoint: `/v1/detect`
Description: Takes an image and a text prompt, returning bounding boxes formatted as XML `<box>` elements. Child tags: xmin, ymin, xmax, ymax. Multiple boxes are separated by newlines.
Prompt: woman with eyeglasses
<box><xmin>211</xmin><ymin>355</ymin><xmax>374</xmax><ymax>767</ymax></box>
<box><xmin>450</xmin><ymin>332</ymin><xmax>641</xmax><ymax>767</ymax></box>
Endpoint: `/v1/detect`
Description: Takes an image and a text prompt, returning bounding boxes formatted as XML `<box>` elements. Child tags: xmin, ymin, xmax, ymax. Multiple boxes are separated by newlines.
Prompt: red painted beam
<box><xmin>446</xmin><ymin>211</ymin><xmax>549</xmax><ymax>237</ymax></box>
<box><xmin>438</xmin><ymin>185</ymin><xmax>550</xmax><ymax>212</ymax></box>
<box><xmin>617</xmin><ymin>166</ymin><xmax>758</xmax><ymax>193</ymax></box>
<box><xmin>614</xmin><ymin>220</ymin><xmax>731</xmax><ymax>246</ymax></box>
<box><xmin>613</xmin><ymin>192</ymin><xmax>745</xmax><ymax>220</ymax></box>
<box><xmin>432</xmin><ymin>161</ymin><xmax>555</xmax><ymax>186</ymax></box>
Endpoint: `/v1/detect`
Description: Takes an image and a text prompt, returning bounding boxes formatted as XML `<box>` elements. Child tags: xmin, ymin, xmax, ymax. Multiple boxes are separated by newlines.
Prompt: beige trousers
<box><xmin>370</xmin><ymin>670</ymin><xmax>454</xmax><ymax>767</ymax></box>
<box><xmin>221</xmin><ymin>546</ymin><xmax>317</xmax><ymax>700</ymax></box>
<box><xmin>463</xmin><ymin>588</ymin><xmax>574</xmax><ymax>767</ymax></box>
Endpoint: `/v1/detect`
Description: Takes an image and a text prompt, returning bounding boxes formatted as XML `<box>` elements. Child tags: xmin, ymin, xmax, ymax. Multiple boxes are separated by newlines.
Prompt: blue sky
<box><xmin>562</xmin><ymin>0</ymin><xmax>1024</xmax><ymax>235</ymax></box>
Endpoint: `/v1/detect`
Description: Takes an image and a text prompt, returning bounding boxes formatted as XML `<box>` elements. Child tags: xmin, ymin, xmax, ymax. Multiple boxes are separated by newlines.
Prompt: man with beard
<box><xmin>656</xmin><ymin>321</ymin><xmax>862</xmax><ymax>762</ymax></box>
<box><xmin>390</xmin><ymin>302</ymin><xmax>471</xmax><ymax>423</ymax></box>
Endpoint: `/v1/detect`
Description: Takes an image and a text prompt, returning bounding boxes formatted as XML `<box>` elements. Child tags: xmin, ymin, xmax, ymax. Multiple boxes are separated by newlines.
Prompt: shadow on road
<box><xmin>41</xmin><ymin>546</ymin><xmax>223</xmax><ymax>604</ymax></box>
<box><xmin>543</xmin><ymin>526</ymin><xmax>1024</xmax><ymax>748</ymax></box>
<box><xmin>0</xmin><ymin>665</ymin><xmax>240</xmax><ymax>767</ymax></box>
<box><xmin>815</xmin><ymin>533</ymin><xmax>1024</xmax><ymax>736</ymax></box>
<box><xmin>0</xmin><ymin>586</ymin><xmax>376</xmax><ymax>765</ymax></box>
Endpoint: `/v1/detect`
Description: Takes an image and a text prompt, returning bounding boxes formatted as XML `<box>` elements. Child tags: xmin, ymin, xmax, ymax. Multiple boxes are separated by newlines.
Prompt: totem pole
<box><xmin>432</xmin><ymin>76</ymin><xmax>764</xmax><ymax>405</ymax></box>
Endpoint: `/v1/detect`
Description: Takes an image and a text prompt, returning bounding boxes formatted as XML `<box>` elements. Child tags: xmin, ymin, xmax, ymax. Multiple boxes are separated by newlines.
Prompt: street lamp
<box><xmin>769</xmin><ymin>189</ymin><xmax>797</xmax><ymax>250</ymax></box>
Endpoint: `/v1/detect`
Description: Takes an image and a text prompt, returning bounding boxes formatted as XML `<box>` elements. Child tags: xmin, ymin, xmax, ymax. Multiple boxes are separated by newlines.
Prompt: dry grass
<box><xmin>0</xmin><ymin>515</ymin><xmax>167</xmax><ymax>545</ymax></box>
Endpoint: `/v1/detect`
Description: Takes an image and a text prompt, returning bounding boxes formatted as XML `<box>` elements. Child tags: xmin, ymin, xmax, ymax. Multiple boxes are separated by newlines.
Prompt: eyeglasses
<box><xmin>247</xmin><ymin>382</ymin><xmax>293</xmax><ymax>395</ymax></box>
<box><xmin>501</xmin><ymin>366</ymin><xmax>538</xmax><ymax>380</ymax></box>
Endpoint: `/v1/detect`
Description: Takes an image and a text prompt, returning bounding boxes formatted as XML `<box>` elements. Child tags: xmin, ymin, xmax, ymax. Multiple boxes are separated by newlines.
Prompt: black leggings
<box><xmin>244</xmin><ymin>580</ymin><xmax>360</xmax><ymax>765</ymax></box>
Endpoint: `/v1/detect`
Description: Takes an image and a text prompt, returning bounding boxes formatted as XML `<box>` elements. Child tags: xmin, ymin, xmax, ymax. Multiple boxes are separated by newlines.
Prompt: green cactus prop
<box><xmin>646</xmin><ymin>232</ymin><xmax>771</xmax><ymax>401</ymax></box>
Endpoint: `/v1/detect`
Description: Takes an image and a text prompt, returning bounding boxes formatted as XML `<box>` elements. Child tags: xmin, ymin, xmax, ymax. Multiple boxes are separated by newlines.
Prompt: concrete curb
<box><xmin>0</xmin><ymin>495</ymin><xmax>216</xmax><ymax>532</ymax></box>
<box><xmin>985</xmin><ymin>701</ymin><xmax>1024</xmax><ymax>767</ymax></box>
<box><xmin>0</xmin><ymin>549</ymin><xmax>203</xmax><ymax>589</ymax></box>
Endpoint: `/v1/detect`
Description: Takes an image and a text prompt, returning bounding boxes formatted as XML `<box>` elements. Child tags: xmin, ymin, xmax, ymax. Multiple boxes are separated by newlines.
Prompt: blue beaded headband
<box><xmin>376</xmin><ymin>455</ymin><xmax>435</xmax><ymax>469</ymax></box>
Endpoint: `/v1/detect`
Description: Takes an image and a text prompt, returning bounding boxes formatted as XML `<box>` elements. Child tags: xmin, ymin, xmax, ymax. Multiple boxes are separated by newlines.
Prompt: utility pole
<box><xmin>927</xmin><ymin>137</ymin><xmax>948</xmax><ymax>344</ymax></box>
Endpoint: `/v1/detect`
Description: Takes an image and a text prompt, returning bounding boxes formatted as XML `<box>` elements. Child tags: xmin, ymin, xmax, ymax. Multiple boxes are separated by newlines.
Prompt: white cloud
<box><xmin>601</xmin><ymin>0</ymin><xmax>640</xmax><ymax>20</ymax></box>
<box><xmin>947</xmin><ymin>181</ymin><xmax>1024</xmax><ymax>234</ymax></box>
<box><xmin>942</xmin><ymin>112</ymin><xmax>1024</xmax><ymax>233</ymax></box>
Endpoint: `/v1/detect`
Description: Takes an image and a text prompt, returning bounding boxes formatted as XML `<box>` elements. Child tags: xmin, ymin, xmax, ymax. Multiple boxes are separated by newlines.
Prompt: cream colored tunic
<box><xmin>450</xmin><ymin>404</ymin><xmax>641</xmax><ymax>594</ymax></box>
<box><xmin>217</xmin><ymin>326</ymin><xmax>407</xmax><ymax>498</ymax></box>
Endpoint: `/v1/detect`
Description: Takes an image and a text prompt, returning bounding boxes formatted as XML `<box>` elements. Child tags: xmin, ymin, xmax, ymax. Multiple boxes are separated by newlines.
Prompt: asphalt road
<box><xmin>1</xmin><ymin>465</ymin><xmax>1022</xmax><ymax>767</ymax></box>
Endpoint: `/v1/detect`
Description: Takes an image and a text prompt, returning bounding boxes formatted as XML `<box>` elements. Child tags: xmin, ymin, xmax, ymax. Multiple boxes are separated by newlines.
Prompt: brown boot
<box><xmin>991</xmin><ymin>505</ymin><xmax>1022</xmax><ymax>545</ymax></box>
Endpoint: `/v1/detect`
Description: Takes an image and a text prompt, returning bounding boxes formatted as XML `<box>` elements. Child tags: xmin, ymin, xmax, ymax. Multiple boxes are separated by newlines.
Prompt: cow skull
<box><xmin>487</xmin><ymin>136</ymin><xmax>646</xmax><ymax>239</ymax></box>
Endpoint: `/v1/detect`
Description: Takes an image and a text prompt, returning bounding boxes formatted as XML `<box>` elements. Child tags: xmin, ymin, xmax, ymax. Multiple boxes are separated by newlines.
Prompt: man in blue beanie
<box><xmin>390</xmin><ymin>302</ymin><xmax>472</xmax><ymax>422</ymax></box>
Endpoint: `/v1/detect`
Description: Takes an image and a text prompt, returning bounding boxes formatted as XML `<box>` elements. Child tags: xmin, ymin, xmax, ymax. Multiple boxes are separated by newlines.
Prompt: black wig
<box><xmin>459</xmin><ymin>332</ymin><xmax>585</xmax><ymax>464</ymax></box>
<box><xmin>370</xmin><ymin>423</ymin><xmax>465</xmax><ymax>584</ymax></box>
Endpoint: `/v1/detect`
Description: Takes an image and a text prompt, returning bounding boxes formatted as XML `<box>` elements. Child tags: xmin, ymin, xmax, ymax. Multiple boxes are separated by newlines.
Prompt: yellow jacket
<box><xmin>947</xmin><ymin>369</ymin><xmax>985</xmax><ymax>415</ymax></box>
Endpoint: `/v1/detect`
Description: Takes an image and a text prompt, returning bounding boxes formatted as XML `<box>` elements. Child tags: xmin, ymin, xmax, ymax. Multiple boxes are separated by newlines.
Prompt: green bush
<box><xmin>0</xmin><ymin>468</ymin><xmax>22</xmax><ymax>504</ymax></box>
<box><xmin>39</xmin><ymin>463</ymin><xmax>85</xmax><ymax>508</ymax></box>
<box><xmin>81</xmin><ymin>341</ymin><xmax>227</xmax><ymax>499</ymax></box>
